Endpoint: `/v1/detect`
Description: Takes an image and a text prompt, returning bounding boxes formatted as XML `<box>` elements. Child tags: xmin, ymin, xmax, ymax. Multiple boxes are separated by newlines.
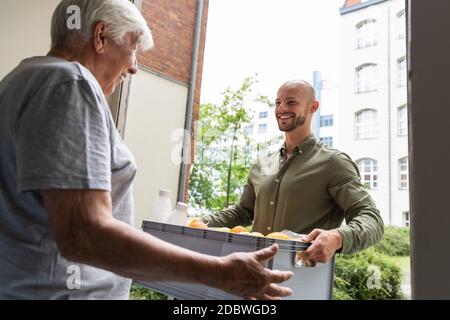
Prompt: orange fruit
<box><xmin>187</xmin><ymin>218</ymin><xmax>208</xmax><ymax>229</ymax></box>
<box><xmin>249</xmin><ymin>232</ymin><xmax>264</xmax><ymax>237</ymax></box>
<box><xmin>230</xmin><ymin>226</ymin><xmax>249</xmax><ymax>233</ymax></box>
<box><xmin>266</xmin><ymin>232</ymin><xmax>290</xmax><ymax>240</ymax></box>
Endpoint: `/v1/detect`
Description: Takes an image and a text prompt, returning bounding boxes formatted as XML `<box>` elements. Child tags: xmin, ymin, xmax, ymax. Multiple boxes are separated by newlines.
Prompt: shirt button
<box><xmin>275</xmin><ymin>179</ymin><xmax>279</xmax><ymax>183</ymax></box>
<box><xmin>267</xmin><ymin>227</ymin><xmax>271</xmax><ymax>231</ymax></box>
<box><xmin>270</xmin><ymin>201</ymin><xmax>274</xmax><ymax>206</ymax></box>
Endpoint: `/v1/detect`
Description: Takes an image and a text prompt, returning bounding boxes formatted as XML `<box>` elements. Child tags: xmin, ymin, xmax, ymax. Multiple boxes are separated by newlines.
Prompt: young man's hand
<box><xmin>301</xmin><ymin>229</ymin><xmax>342</xmax><ymax>263</ymax></box>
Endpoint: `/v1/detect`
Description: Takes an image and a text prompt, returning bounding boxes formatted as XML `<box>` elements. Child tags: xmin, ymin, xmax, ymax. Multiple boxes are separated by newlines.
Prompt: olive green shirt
<box><xmin>203</xmin><ymin>135</ymin><xmax>384</xmax><ymax>254</ymax></box>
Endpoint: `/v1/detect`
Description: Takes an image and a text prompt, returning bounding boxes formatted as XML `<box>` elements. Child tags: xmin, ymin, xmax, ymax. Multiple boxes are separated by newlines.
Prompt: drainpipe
<box><xmin>387</xmin><ymin>0</ymin><xmax>393</xmax><ymax>225</ymax></box>
<box><xmin>177</xmin><ymin>0</ymin><xmax>205</xmax><ymax>202</ymax></box>
<box><xmin>312</xmin><ymin>71</ymin><xmax>322</xmax><ymax>139</ymax></box>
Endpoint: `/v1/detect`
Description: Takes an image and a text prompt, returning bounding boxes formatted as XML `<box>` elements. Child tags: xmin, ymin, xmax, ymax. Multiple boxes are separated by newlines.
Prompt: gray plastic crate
<box><xmin>135</xmin><ymin>221</ymin><xmax>334</xmax><ymax>300</ymax></box>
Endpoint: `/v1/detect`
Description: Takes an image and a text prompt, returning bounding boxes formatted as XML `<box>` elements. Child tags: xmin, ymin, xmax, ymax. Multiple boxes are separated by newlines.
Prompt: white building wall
<box><xmin>125</xmin><ymin>70</ymin><xmax>188</xmax><ymax>227</ymax></box>
<box><xmin>318</xmin><ymin>80</ymin><xmax>339</xmax><ymax>147</ymax></box>
<box><xmin>0</xmin><ymin>0</ymin><xmax>59</xmax><ymax>80</ymax></box>
<box><xmin>339</xmin><ymin>0</ymin><xmax>407</xmax><ymax>226</ymax></box>
<box><xmin>389</xmin><ymin>0</ymin><xmax>409</xmax><ymax>227</ymax></box>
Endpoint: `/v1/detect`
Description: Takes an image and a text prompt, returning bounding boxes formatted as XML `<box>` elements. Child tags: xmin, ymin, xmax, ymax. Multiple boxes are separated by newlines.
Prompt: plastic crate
<box><xmin>135</xmin><ymin>221</ymin><xmax>334</xmax><ymax>300</ymax></box>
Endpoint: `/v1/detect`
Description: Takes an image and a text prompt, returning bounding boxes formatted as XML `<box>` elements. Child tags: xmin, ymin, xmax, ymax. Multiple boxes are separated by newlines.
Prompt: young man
<box><xmin>203</xmin><ymin>80</ymin><xmax>384</xmax><ymax>263</ymax></box>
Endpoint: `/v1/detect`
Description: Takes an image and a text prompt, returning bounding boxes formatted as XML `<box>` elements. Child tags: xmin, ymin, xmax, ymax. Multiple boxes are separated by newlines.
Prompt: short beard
<box><xmin>279</xmin><ymin>115</ymin><xmax>306</xmax><ymax>132</ymax></box>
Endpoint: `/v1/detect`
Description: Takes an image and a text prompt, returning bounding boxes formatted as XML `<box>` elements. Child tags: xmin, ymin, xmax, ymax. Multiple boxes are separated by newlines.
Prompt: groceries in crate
<box><xmin>230</xmin><ymin>226</ymin><xmax>248</xmax><ymax>233</ymax></box>
<box><xmin>187</xmin><ymin>217</ymin><xmax>209</xmax><ymax>229</ymax></box>
<box><xmin>266</xmin><ymin>232</ymin><xmax>290</xmax><ymax>240</ymax></box>
<box><xmin>148</xmin><ymin>189</ymin><xmax>172</xmax><ymax>223</ymax></box>
<box><xmin>295</xmin><ymin>250</ymin><xmax>316</xmax><ymax>267</ymax></box>
<box><xmin>167</xmin><ymin>202</ymin><xmax>189</xmax><ymax>226</ymax></box>
<box><xmin>215</xmin><ymin>227</ymin><xmax>231</xmax><ymax>232</ymax></box>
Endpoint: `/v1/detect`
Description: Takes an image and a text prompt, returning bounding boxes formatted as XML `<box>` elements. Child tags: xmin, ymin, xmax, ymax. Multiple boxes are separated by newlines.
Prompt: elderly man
<box><xmin>0</xmin><ymin>0</ymin><xmax>293</xmax><ymax>299</ymax></box>
<box><xmin>203</xmin><ymin>80</ymin><xmax>384</xmax><ymax>263</ymax></box>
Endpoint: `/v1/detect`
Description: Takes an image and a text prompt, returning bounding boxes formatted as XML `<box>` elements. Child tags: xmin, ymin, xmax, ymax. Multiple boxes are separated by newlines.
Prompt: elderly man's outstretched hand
<box><xmin>215</xmin><ymin>244</ymin><xmax>293</xmax><ymax>300</ymax></box>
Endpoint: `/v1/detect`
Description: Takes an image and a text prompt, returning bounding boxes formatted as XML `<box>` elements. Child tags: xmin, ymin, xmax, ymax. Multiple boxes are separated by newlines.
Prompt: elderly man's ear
<box><xmin>93</xmin><ymin>21</ymin><xmax>108</xmax><ymax>54</ymax></box>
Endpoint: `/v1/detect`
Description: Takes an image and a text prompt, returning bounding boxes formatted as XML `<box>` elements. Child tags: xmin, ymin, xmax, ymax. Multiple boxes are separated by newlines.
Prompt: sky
<box><xmin>200</xmin><ymin>0</ymin><xmax>345</xmax><ymax>105</ymax></box>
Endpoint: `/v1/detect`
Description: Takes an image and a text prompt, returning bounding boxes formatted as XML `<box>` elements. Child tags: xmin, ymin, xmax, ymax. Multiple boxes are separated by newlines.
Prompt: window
<box><xmin>357</xmin><ymin>158</ymin><xmax>378</xmax><ymax>189</ymax></box>
<box><xmin>259</xmin><ymin>111</ymin><xmax>268</xmax><ymax>119</ymax></box>
<box><xmin>320</xmin><ymin>137</ymin><xmax>333</xmax><ymax>148</ymax></box>
<box><xmin>258</xmin><ymin>123</ymin><xmax>267</xmax><ymax>134</ymax></box>
<box><xmin>355</xmin><ymin>109</ymin><xmax>378</xmax><ymax>139</ymax></box>
<box><xmin>244</xmin><ymin>124</ymin><xmax>254</xmax><ymax>135</ymax></box>
<box><xmin>355</xmin><ymin>19</ymin><xmax>377</xmax><ymax>49</ymax></box>
<box><xmin>320</xmin><ymin>115</ymin><xmax>334</xmax><ymax>127</ymax></box>
<box><xmin>398</xmin><ymin>105</ymin><xmax>408</xmax><ymax>136</ymax></box>
<box><xmin>355</xmin><ymin>64</ymin><xmax>377</xmax><ymax>93</ymax></box>
<box><xmin>397</xmin><ymin>57</ymin><xmax>407</xmax><ymax>87</ymax></box>
<box><xmin>403</xmin><ymin>211</ymin><xmax>410</xmax><ymax>227</ymax></box>
<box><xmin>399</xmin><ymin>157</ymin><xmax>409</xmax><ymax>189</ymax></box>
<box><xmin>397</xmin><ymin>10</ymin><xmax>406</xmax><ymax>39</ymax></box>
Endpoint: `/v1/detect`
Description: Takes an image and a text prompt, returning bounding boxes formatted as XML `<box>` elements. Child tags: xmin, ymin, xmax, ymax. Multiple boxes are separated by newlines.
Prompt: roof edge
<box><xmin>340</xmin><ymin>0</ymin><xmax>389</xmax><ymax>15</ymax></box>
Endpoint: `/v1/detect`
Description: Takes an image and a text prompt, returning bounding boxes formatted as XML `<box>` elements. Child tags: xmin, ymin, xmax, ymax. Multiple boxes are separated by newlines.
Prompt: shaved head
<box><xmin>279</xmin><ymin>79</ymin><xmax>316</xmax><ymax>103</ymax></box>
<box><xmin>275</xmin><ymin>79</ymin><xmax>320</xmax><ymax>133</ymax></box>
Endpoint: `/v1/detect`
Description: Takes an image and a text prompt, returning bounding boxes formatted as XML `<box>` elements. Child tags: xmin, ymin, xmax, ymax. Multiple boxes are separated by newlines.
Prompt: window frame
<box><xmin>399</xmin><ymin>156</ymin><xmax>409</xmax><ymax>190</ymax></box>
<box><xmin>357</xmin><ymin>158</ymin><xmax>379</xmax><ymax>190</ymax></box>
<box><xmin>397</xmin><ymin>56</ymin><xmax>407</xmax><ymax>87</ymax></box>
<box><xmin>355</xmin><ymin>63</ymin><xmax>378</xmax><ymax>93</ymax></box>
<box><xmin>355</xmin><ymin>109</ymin><xmax>378</xmax><ymax>139</ymax></box>
<box><xmin>320</xmin><ymin>136</ymin><xmax>333</xmax><ymax>148</ymax></box>
<box><xmin>244</xmin><ymin>124</ymin><xmax>254</xmax><ymax>135</ymax></box>
<box><xmin>355</xmin><ymin>19</ymin><xmax>378</xmax><ymax>49</ymax></box>
<box><xmin>397</xmin><ymin>10</ymin><xmax>406</xmax><ymax>40</ymax></box>
<box><xmin>320</xmin><ymin>115</ymin><xmax>334</xmax><ymax>127</ymax></box>
<box><xmin>403</xmin><ymin>211</ymin><xmax>410</xmax><ymax>227</ymax></box>
<box><xmin>398</xmin><ymin>105</ymin><xmax>408</xmax><ymax>136</ymax></box>
<box><xmin>258</xmin><ymin>123</ymin><xmax>268</xmax><ymax>134</ymax></box>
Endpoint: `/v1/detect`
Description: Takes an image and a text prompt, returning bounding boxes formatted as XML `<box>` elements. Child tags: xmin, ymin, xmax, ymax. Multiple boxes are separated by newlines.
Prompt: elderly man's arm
<box><xmin>202</xmin><ymin>182</ymin><xmax>255</xmax><ymax>228</ymax></box>
<box><xmin>41</xmin><ymin>189</ymin><xmax>293</xmax><ymax>299</ymax></box>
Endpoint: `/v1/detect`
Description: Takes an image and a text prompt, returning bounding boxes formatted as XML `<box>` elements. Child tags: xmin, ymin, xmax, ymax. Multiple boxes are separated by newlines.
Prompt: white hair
<box><xmin>51</xmin><ymin>0</ymin><xmax>154</xmax><ymax>51</ymax></box>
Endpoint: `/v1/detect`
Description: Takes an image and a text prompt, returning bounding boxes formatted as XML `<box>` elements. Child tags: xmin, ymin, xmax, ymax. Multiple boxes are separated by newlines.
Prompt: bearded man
<box><xmin>203</xmin><ymin>79</ymin><xmax>384</xmax><ymax>263</ymax></box>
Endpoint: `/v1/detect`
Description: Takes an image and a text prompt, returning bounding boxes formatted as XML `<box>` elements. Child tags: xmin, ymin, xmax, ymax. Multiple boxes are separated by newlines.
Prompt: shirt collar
<box><xmin>279</xmin><ymin>134</ymin><xmax>317</xmax><ymax>157</ymax></box>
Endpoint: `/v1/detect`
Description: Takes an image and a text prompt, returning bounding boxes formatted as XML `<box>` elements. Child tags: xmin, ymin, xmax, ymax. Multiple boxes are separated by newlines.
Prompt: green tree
<box><xmin>189</xmin><ymin>77</ymin><xmax>259</xmax><ymax>211</ymax></box>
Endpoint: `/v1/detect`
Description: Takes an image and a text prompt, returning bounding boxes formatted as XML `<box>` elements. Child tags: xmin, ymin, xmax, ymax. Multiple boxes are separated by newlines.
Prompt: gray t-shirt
<box><xmin>0</xmin><ymin>56</ymin><xmax>137</xmax><ymax>299</ymax></box>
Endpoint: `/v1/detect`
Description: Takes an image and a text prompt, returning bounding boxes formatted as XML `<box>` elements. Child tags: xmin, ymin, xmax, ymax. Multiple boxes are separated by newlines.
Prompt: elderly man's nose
<box><xmin>129</xmin><ymin>58</ymin><xmax>138</xmax><ymax>75</ymax></box>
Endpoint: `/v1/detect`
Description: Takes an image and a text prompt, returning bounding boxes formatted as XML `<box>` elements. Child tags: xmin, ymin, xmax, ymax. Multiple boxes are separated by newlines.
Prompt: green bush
<box><xmin>333</xmin><ymin>247</ymin><xmax>403</xmax><ymax>300</ymax></box>
<box><xmin>129</xmin><ymin>283</ymin><xmax>168</xmax><ymax>300</ymax></box>
<box><xmin>373</xmin><ymin>226</ymin><xmax>410</xmax><ymax>256</ymax></box>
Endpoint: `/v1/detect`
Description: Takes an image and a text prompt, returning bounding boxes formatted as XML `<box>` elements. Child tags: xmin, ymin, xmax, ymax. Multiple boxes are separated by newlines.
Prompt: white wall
<box><xmin>318</xmin><ymin>80</ymin><xmax>339</xmax><ymax>146</ymax></box>
<box><xmin>125</xmin><ymin>69</ymin><xmax>188</xmax><ymax>227</ymax></box>
<box><xmin>0</xmin><ymin>0</ymin><xmax>59</xmax><ymax>79</ymax></box>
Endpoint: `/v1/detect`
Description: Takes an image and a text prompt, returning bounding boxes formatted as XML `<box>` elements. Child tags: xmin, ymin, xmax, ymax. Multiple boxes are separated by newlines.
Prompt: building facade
<box><xmin>338</xmin><ymin>0</ymin><xmax>408</xmax><ymax>226</ymax></box>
